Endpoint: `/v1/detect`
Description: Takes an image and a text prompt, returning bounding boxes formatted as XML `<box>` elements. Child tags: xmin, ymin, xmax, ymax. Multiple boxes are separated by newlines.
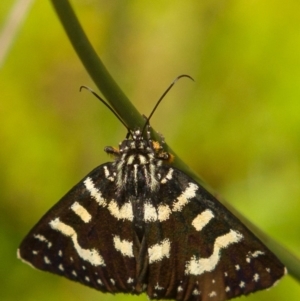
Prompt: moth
<box><xmin>18</xmin><ymin>76</ymin><xmax>286</xmax><ymax>301</ymax></box>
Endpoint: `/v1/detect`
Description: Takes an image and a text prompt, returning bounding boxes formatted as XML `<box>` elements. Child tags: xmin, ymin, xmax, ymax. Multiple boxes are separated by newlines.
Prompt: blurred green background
<box><xmin>1</xmin><ymin>0</ymin><xmax>299</xmax><ymax>300</ymax></box>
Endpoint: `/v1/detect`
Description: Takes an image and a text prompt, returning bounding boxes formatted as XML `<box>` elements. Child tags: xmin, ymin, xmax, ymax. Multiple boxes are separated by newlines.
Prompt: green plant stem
<box><xmin>50</xmin><ymin>0</ymin><xmax>299</xmax><ymax>283</ymax></box>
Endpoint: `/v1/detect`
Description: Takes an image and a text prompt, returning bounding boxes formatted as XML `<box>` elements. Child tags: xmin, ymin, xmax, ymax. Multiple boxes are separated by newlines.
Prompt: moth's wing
<box><xmin>144</xmin><ymin>166</ymin><xmax>286</xmax><ymax>301</ymax></box>
<box><xmin>18</xmin><ymin>163</ymin><xmax>140</xmax><ymax>294</ymax></box>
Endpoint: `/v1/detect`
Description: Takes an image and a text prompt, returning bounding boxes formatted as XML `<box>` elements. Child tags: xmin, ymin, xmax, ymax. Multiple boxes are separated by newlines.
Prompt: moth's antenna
<box><xmin>80</xmin><ymin>86</ymin><xmax>130</xmax><ymax>134</ymax></box>
<box><xmin>142</xmin><ymin>74</ymin><xmax>194</xmax><ymax>134</ymax></box>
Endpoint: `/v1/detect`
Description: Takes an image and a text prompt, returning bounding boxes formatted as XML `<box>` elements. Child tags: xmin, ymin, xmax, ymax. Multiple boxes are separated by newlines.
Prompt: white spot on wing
<box><xmin>70</xmin><ymin>201</ymin><xmax>92</xmax><ymax>223</ymax></box>
<box><xmin>33</xmin><ymin>234</ymin><xmax>46</xmax><ymax>242</ymax></box>
<box><xmin>113</xmin><ymin>235</ymin><xmax>134</xmax><ymax>257</ymax></box>
<box><xmin>185</xmin><ymin>229</ymin><xmax>243</xmax><ymax>275</ymax></box>
<box><xmin>209</xmin><ymin>291</ymin><xmax>217</xmax><ymax>297</ymax></box>
<box><xmin>49</xmin><ymin>218</ymin><xmax>105</xmax><ymax>266</ymax></box>
<box><xmin>192</xmin><ymin>209</ymin><xmax>214</xmax><ymax>231</ymax></box>
<box><xmin>172</xmin><ymin>183</ymin><xmax>198</xmax><ymax>212</ymax></box>
<box><xmin>192</xmin><ymin>288</ymin><xmax>200</xmax><ymax>295</ymax></box>
<box><xmin>253</xmin><ymin>273</ymin><xmax>259</xmax><ymax>282</ymax></box>
<box><xmin>148</xmin><ymin>239</ymin><xmax>171</xmax><ymax>264</ymax></box>
<box><xmin>103</xmin><ymin>165</ymin><xmax>114</xmax><ymax>181</ymax></box>
<box><xmin>160</xmin><ymin>168</ymin><xmax>173</xmax><ymax>184</ymax></box>
<box><xmin>239</xmin><ymin>281</ymin><xmax>245</xmax><ymax>288</ymax></box>
<box><xmin>44</xmin><ymin>256</ymin><xmax>51</xmax><ymax>264</ymax></box>
<box><xmin>155</xmin><ymin>283</ymin><xmax>164</xmax><ymax>290</ymax></box>
<box><xmin>59</xmin><ymin>264</ymin><xmax>64</xmax><ymax>271</ymax></box>
<box><xmin>157</xmin><ymin>204</ymin><xmax>171</xmax><ymax>221</ymax></box>
<box><xmin>251</xmin><ymin>250</ymin><xmax>265</xmax><ymax>257</ymax></box>
<box><xmin>84</xmin><ymin>177</ymin><xmax>106</xmax><ymax>207</ymax></box>
<box><xmin>235</xmin><ymin>264</ymin><xmax>240</xmax><ymax>270</ymax></box>
<box><xmin>33</xmin><ymin>234</ymin><xmax>52</xmax><ymax>248</ymax></box>
<box><xmin>246</xmin><ymin>250</ymin><xmax>265</xmax><ymax>263</ymax></box>
<box><xmin>144</xmin><ymin>203</ymin><xmax>171</xmax><ymax>222</ymax></box>
<box><xmin>144</xmin><ymin>202</ymin><xmax>157</xmax><ymax>222</ymax></box>
<box><xmin>225</xmin><ymin>286</ymin><xmax>230</xmax><ymax>292</ymax></box>
<box><xmin>97</xmin><ymin>279</ymin><xmax>103</xmax><ymax>285</ymax></box>
<box><xmin>108</xmin><ymin>201</ymin><xmax>133</xmax><ymax>221</ymax></box>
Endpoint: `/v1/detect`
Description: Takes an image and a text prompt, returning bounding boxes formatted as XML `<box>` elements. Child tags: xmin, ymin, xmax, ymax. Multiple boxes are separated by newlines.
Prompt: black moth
<box><xmin>18</xmin><ymin>76</ymin><xmax>286</xmax><ymax>301</ymax></box>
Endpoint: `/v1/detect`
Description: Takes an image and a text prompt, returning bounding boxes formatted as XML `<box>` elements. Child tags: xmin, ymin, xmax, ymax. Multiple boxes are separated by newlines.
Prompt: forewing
<box><xmin>144</xmin><ymin>166</ymin><xmax>286</xmax><ymax>301</ymax></box>
<box><xmin>18</xmin><ymin>163</ymin><xmax>139</xmax><ymax>294</ymax></box>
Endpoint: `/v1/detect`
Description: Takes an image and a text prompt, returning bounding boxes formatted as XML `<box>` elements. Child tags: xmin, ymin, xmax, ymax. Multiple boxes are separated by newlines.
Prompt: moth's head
<box><xmin>117</xmin><ymin>125</ymin><xmax>155</xmax><ymax>151</ymax></box>
<box><xmin>104</xmin><ymin>126</ymin><xmax>174</xmax><ymax>164</ymax></box>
